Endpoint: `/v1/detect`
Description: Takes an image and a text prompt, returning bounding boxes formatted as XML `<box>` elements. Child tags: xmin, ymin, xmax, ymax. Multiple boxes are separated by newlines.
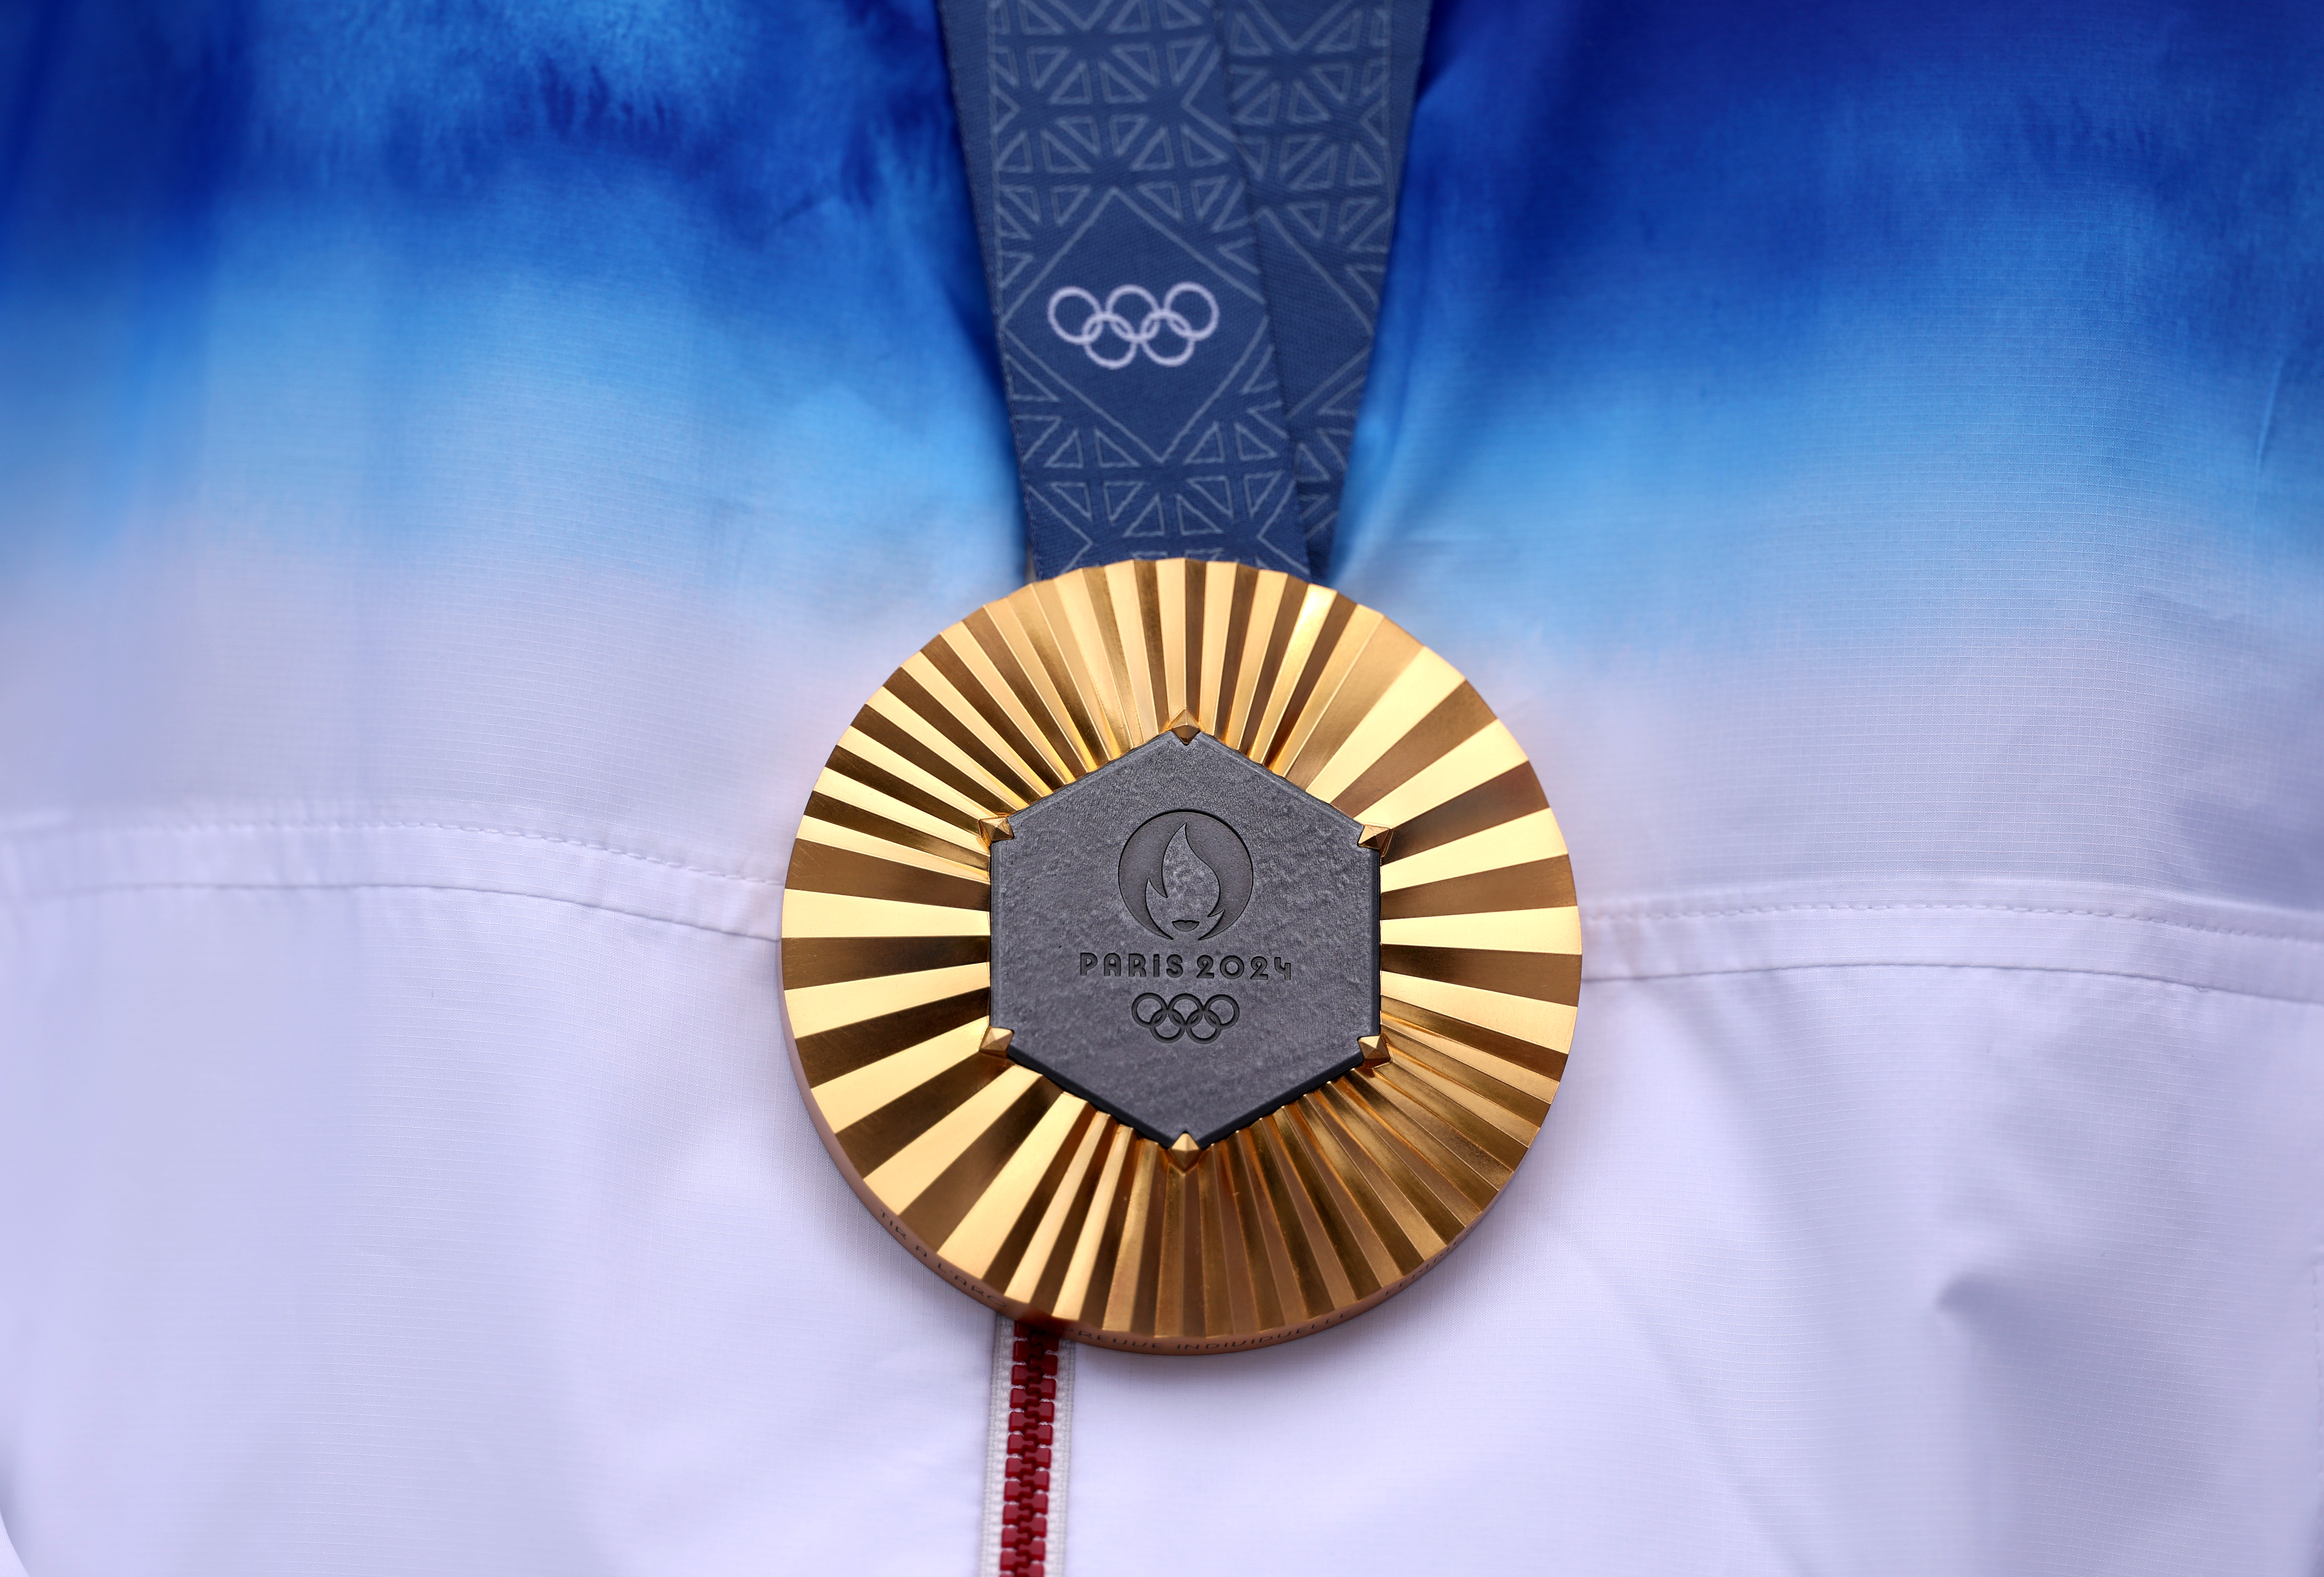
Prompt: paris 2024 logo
<box><xmin>1116</xmin><ymin>811</ymin><xmax>1257</xmax><ymax>1041</ymax></box>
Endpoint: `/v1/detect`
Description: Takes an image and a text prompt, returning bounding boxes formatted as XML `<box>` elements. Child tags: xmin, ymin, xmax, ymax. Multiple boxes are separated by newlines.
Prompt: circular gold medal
<box><xmin>781</xmin><ymin>559</ymin><xmax>1577</xmax><ymax>1351</ymax></box>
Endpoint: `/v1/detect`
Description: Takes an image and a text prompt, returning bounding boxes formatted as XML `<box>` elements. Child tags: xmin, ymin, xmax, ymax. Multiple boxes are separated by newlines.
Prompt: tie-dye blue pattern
<box><xmin>0</xmin><ymin>0</ymin><xmax>1020</xmax><ymax>600</ymax></box>
<box><xmin>5</xmin><ymin>0</ymin><xmax>2318</xmax><ymax>613</ymax></box>
<box><xmin>0</xmin><ymin>0</ymin><xmax>2315</xmax><ymax>928</ymax></box>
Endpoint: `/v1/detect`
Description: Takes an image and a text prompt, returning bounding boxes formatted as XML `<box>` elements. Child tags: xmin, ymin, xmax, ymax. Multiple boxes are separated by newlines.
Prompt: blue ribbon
<box><xmin>941</xmin><ymin>0</ymin><xmax>1430</xmax><ymax>579</ymax></box>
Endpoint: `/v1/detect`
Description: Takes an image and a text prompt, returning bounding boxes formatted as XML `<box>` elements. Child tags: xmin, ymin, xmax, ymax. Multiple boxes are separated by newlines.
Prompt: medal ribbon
<box><xmin>940</xmin><ymin>0</ymin><xmax>1432</xmax><ymax>579</ymax></box>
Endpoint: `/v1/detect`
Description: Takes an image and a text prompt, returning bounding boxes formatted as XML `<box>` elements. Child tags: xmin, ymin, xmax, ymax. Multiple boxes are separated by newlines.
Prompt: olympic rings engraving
<box><xmin>1131</xmin><ymin>991</ymin><xmax>1240</xmax><ymax>1043</ymax></box>
<box><xmin>1047</xmin><ymin>283</ymin><xmax>1220</xmax><ymax>369</ymax></box>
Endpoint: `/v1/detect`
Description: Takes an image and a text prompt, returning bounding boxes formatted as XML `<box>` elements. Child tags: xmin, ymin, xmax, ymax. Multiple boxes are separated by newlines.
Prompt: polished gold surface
<box><xmin>780</xmin><ymin>559</ymin><xmax>1579</xmax><ymax>1352</ymax></box>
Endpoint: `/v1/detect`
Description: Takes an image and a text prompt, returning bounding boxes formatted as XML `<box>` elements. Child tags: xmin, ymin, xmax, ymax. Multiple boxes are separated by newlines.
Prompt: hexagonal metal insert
<box><xmin>989</xmin><ymin>732</ymin><xmax>1378</xmax><ymax>1147</ymax></box>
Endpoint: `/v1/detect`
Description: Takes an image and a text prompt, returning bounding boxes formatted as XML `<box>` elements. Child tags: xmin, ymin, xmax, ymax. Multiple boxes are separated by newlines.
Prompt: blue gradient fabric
<box><xmin>2</xmin><ymin>3</ymin><xmax>2321</xmax><ymax>1575</ymax></box>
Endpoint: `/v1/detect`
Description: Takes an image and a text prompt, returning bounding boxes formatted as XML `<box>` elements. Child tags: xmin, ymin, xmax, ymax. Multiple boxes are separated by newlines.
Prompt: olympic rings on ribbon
<box><xmin>1130</xmin><ymin>991</ymin><xmax>1240</xmax><ymax>1043</ymax></box>
<box><xmin>1047</xmin><ymin>283</ymin><xmax>1220</xmax><ymax>369</ymax></box>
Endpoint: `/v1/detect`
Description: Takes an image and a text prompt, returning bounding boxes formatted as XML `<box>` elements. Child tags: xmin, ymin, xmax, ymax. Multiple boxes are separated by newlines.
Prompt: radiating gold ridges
<box><xmin>1378</xmin><ymin>807</ymin><xmax>1567</xmax><ymax>893</ymax></box>
<box><xmin>807</xmin><ymin>1018</ymin><xmax>990</xmax><ymax>1134</ymax></box>
<box><xmin>784</xmin><ymin>962</ymin><xmax>993</xmax><ymax>1041</ymax></box>
<box><xmin>781</xmin><ymin>891</ymin><xmax>989</xmax><ymax>938</ymax></box>
<box><xmin>795</xmin><ymin>812</ymin><xmax>989</xmax><ymax>883</ymax></box>
<box><xmin>781</xmin><ymin>560</ymin><xmax>1579</xmax><ymax>1351</ymax></box>
<box><xmin>860</xmin><ymin>1063</ymin><xmax>1042</xmax><ymax>1209</ymax></box>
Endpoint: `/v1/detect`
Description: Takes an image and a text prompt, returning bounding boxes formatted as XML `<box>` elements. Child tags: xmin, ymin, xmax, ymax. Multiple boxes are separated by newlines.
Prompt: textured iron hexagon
<box><xmin>988</xmin><ymin>731</ymin><xmax>1379</xmax><ymax>1146</ymax></box>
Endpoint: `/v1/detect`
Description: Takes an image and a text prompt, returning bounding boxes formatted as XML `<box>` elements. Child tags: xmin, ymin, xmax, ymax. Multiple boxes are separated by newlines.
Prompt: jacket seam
<box><xmin>6</xmin><ymin>882</ymin><xmax>2312</xmax><ymax>1005</ymax></box>
<box><xmin>0</xmin><ymin>878</ymin><xmax>777</xmax><ymax>942</ymax></box>
<box><xmin>1582</xmin><ymin>958</ymin><xmax>2322</xmax><ymax>1007</ymax></box>
<box><xmin>1589</xmin><ymin>901</ymin><xmax>2324</xmax><ymax>948</ymax></box>
<box><xmin>0</xmin><ymin>819</ymin><xmax>787</xmax><ymax>886</ymax></box>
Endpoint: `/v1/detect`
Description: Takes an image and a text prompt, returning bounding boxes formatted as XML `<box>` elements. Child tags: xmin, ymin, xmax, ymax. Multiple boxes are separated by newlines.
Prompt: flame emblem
<box><xmin>1117</xmin><ymin>807</ymin><xmax>1254</xmax><ymax>940</ymax></box>
<box><xmin>1144</xmin><ymin>825</ymin><xmax>1224</xmax><ymax>939</ymax></box>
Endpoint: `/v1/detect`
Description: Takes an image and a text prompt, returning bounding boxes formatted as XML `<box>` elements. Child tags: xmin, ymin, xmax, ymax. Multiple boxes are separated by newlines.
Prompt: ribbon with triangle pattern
<box><xmin>939</xmin><ymin>0</ymin><xmax>1431</xmax><ymax>578</ymax></box>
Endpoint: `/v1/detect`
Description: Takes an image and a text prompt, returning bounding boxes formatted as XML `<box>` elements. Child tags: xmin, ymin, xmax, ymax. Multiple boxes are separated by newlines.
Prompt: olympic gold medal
<box><xmin>780</xmin><ymin>560</ymin><xmax>1578</xmax><ymax>1351</ymax></box>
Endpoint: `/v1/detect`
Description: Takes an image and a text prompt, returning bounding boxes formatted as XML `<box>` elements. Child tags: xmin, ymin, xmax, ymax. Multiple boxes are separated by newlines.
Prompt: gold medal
<box><xmin>781</xmin><ymin>559</ymin><xmax>1577</xmax><ymax>1351</ymax></box>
